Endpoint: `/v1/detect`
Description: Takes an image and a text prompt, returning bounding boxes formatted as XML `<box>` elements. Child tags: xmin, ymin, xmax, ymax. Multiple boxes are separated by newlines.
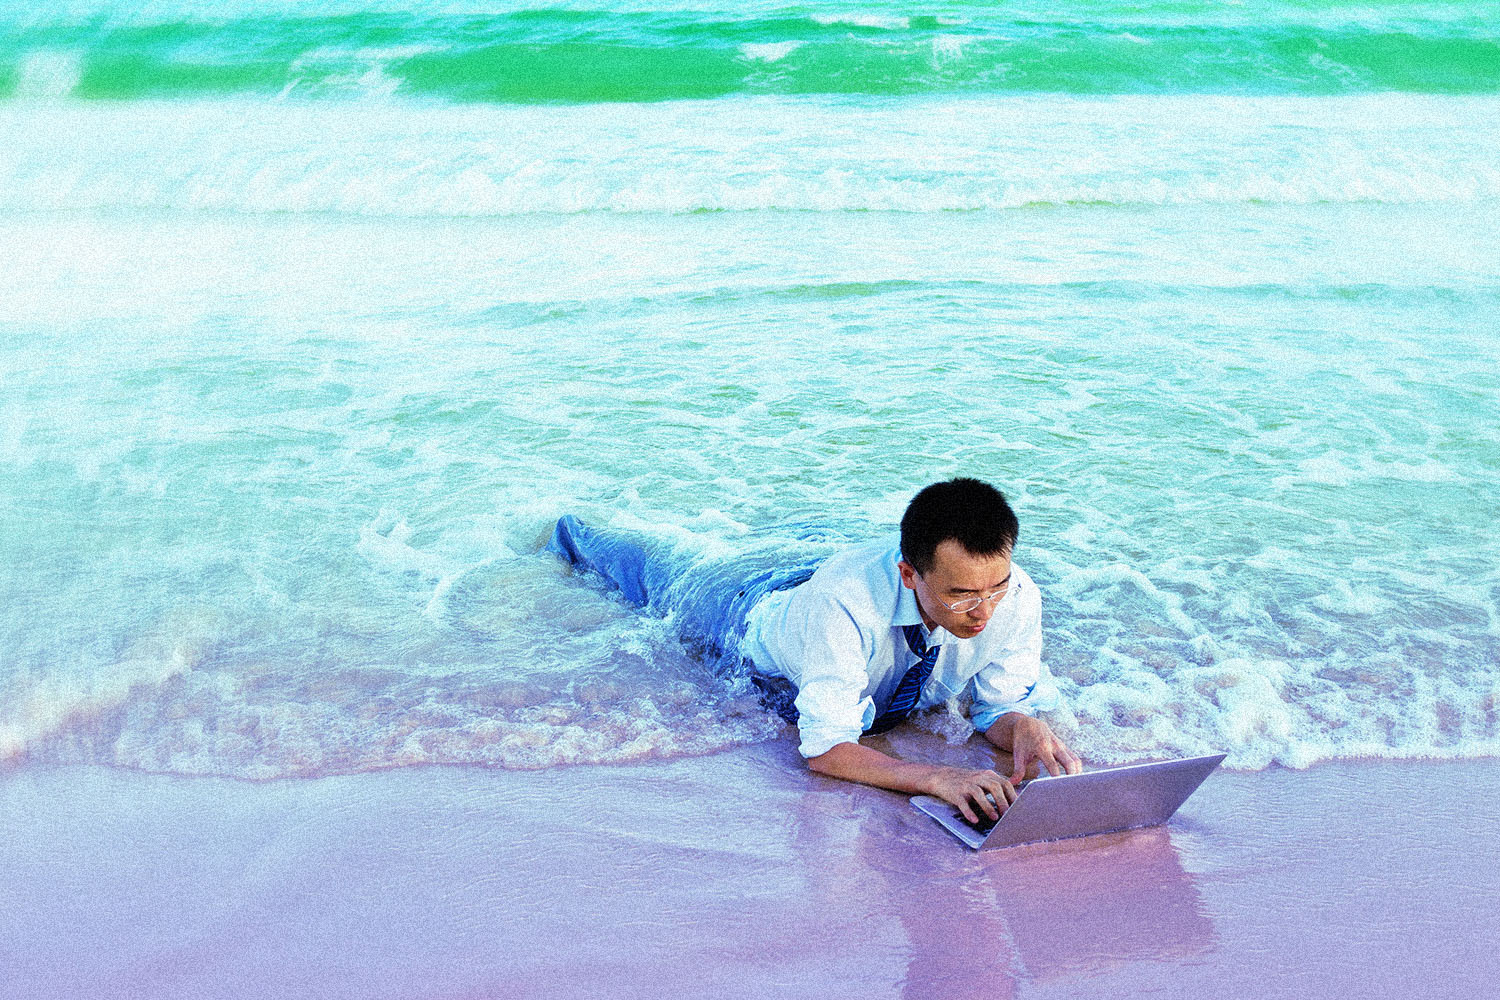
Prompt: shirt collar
<box><xmin>894</xmin><ymin>584</ymin><xmax>925</xmax><ymax>628</ymax></box>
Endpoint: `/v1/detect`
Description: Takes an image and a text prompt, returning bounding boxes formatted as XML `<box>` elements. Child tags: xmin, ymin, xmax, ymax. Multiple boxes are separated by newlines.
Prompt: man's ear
<box><xmin>897</xmin><ymin>559</ymin><xmax>920</xmax><ymax>591</ymax></box>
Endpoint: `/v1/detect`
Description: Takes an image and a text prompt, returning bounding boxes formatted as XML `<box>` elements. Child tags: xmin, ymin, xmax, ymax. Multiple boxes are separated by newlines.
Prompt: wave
<box><xmin>0</xmin><ymin>640</ymin><xmax>199</xmax><ymax>764</ymax></box>
<box><xmin>5</xmin><ymin>156</ymin><xmax>1495</xmax><ymax>215</ymax></box>
<box><xmin>3</xmin><ymin>8</ymin><xmax>1500</xmax><ymax>102</ymax></box>
<box><xmin>5</xmin><ymin>95</ymin><xmax>1499</xmax><ymax>217</ymax></box>
<box><xmin>681</xmin><ymin>279</ymin><xmax>1500</xmax><ymax>309</ymax></box>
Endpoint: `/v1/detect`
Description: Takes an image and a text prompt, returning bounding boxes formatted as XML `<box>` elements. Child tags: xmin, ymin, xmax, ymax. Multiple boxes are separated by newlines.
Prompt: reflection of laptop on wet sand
<box><xmin>911</xmin><ymin>753</ymin><xmax>1227</xmax><ymax>850</ymax></box>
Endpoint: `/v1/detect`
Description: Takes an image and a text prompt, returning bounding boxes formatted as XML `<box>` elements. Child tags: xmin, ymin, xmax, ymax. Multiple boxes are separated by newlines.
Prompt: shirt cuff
<box><xmin>796</xmin><ymin>698</ymin><xmax>877</xmax><ymax>758</ymax></box>
<box><xmin>970</xmin><ymin>676</ymin><xmax>1061</xmax><ymax>733</ymax></box>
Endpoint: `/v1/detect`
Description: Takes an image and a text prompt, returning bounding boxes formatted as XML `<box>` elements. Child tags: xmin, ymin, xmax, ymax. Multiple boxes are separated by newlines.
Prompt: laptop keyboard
<box><xmin>957</xmin><ymin>782</ymin><xmax>1032</xmax><ymax>832</ymax></box>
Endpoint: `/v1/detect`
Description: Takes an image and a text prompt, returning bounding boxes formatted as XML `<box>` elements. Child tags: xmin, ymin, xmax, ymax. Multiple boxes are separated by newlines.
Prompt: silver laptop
<box><xmin>911</xmin><ymin>753</ymin><xmax>1226</xmax><ymax>850</ymax></box>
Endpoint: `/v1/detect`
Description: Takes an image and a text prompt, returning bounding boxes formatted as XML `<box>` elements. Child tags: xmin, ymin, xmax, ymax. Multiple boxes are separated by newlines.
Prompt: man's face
<box><xmin>898</xmin><ymin>539</ymin><xmax>1013</xmax><ymax>639</ymax></box>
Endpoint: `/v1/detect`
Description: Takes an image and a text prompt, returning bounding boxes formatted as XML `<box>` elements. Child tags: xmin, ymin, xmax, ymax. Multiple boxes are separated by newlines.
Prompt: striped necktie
<box><xmin>867</xmin><ymin>623</ymin><xmax>941</xmax><ymax>735</ymax></box>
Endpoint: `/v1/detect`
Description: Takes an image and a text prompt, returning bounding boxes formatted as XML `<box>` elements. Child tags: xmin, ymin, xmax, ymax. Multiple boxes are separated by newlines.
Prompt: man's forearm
<box><xmin>805</xmin><ymin>740</ymin><xmax>947</xmax><ymax>796</ymax></box>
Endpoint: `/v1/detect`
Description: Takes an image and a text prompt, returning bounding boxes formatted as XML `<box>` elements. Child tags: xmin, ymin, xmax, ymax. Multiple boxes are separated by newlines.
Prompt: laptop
<box><xmin>911</xmin><ymin>753</ymin><xmax>1227</xmax><ymax>850</ymax></box>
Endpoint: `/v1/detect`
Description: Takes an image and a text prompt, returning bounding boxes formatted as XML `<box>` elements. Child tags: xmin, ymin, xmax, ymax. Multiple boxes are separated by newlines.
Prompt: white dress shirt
<box><xmin>740</xmin><ymin>535</ymin><xmax>1059</xmax><ymax>758</ymax></box>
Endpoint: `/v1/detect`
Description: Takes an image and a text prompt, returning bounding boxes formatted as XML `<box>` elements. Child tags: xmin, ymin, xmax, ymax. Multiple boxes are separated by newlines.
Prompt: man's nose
<box><xmin>969</xmin><ymin>600</ymin><xmax>997</xmax><ymax>622</ymax></box>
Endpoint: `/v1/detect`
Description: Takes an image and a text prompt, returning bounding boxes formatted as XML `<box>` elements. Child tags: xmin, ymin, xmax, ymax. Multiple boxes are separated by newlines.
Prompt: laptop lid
<box><xmin>911</xmin><ymin>753</ymin><xmax>1227</xmax><ymax>850</ymax></box>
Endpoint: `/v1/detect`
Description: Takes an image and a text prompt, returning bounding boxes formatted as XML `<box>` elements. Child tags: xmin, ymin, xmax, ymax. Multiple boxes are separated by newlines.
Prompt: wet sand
<box><xmin>3</xmin><ymin>737</ymin><xmax>1496</xmax><ymax>999</ymax></box>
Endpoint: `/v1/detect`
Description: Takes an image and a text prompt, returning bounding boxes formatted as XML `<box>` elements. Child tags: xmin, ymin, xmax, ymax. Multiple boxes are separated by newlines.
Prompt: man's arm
<box><xmin>984</xmin><ymin>712</ymin><xmax>1082</xmax><ymax>785</ymax></box>
<box><xmin>806</xmin><ymin>741</ymin><xmax>1018</xmax><ymax>824</ymax></box>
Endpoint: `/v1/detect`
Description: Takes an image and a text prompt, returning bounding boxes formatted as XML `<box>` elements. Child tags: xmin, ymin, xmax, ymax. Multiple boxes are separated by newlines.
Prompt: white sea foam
<box><xmin>1039</xmin><ymin>638</ymin><xmax>1500</xmax><ymax>771</ymax></box>
<box><xmin>358</xmin><ymin>509</ymin><xmax>450</xmax><ymax>581</ymax></box>
<box><xmin>739</xmin><ymin>41</ymin><xmax>804</xmax><ymax>64</ymax></box>
<box><xmin>1275</xmin><ymin>451</ymin><xmax>1461</xmax><ymax>490</ymax></box>
<box><xmin>931</xmin><ymin>35</ymin><xmax>976</xmax><ymax>63</ymax></box>
<box><xmin>13</xmin><ymin>50</ymin><xmax>81</xmax><ymax>100</ymax></box>
<box><xmin>1311</xmin><ymin>580</ymin><xmax>1390</xmax><ymax>617</ymax></box>
<box><xmin>3</xmin><ymin>96</ymin><xmax>1497</xmax><ymax>217</ymax></box>
<box><xmin>1051</xmin><ymin>563</ymin><xmax>1204</xmax><ymax>639</ymax></box>
<box><xmin>809</xmin><ymin>13</ymin><xmax>910</xmax><ymax>30</ymax></box>
<box><xmin>278</xmin><ymin>44</ymin><xmax>436</xmax><ymax>100</ymax></box>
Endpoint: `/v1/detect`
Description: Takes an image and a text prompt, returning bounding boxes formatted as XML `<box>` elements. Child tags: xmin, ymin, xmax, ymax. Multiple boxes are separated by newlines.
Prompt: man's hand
<box><xmin>925</xmin><ymin>766</ymin><xmax>1017</xmax><ymax>825</ymax></box>
<box><xmin>806</xmin><ymin>742</ymin><xmax>1018</xmax><ymax>823</ymax></box>
<box><xmin>986</xmin><ymin>713</ymin><xmax>1082</xmax><ymax>785</ymax></box>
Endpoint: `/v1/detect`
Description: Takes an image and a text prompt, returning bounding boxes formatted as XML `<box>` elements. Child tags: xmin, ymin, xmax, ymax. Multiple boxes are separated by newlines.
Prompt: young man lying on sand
<box><xmin>550</xmin><ymin>478</ymin><xmax>1081</xmax><ymax>825</ymax></box>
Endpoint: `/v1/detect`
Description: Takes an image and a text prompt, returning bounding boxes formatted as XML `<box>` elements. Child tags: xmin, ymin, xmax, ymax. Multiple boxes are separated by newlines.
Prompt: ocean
<box><xmin>2</xmin><ymin>0</ymin><xmax>1497</xmax><ymax>780</ymax></box>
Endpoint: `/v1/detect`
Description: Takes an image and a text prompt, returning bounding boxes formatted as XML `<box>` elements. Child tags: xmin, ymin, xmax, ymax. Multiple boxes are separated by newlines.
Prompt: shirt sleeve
<box><xmin>968</xmin><ymin>584</ymin><xmax>1060</xmax><ymax>733</ymax></box>
<box><xmin>786</xmin><ymin>592</ymin><xmax>878</xmax><ymax>759</ymax></box>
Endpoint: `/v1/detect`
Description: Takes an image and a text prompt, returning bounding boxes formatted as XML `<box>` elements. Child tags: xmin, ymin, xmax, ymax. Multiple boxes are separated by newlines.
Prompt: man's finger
<box><xmin>970</xmin><ymin>787</ymin><xmax>1000</xmax><ymax>821</ymax></box>
<box><xmin>1039</xmin><ymin>749</ymin><xmax>1062</xmax><ymax>778</ymax></box>
<box><xmin>992</xmin><ymin>780</ymin><xmax>1017</xmax><ymax>814</ymax></box>
<box><xmin>976</xmin><ymin>774</ymin><xmax>1013</xmax><ymax>815</ymax></box>
<box><xmin>1059</xmin><ymin>746</ymin><xmax>1083</xmax><ymax>775</ymax></box>
<box><xmin>1009</xmin><ymin>748</ymin><xmax>1031</xmax><ymax>785</ymax></box>
<box><xmin>1053</xmin><ymin>742</ymin><xmax>1081</xmax><ymax>774</ymax></box>
<box><xmin>952</xmin><ymin>796</ymin><xmax>979</xmax><ymax>825</ymax></box>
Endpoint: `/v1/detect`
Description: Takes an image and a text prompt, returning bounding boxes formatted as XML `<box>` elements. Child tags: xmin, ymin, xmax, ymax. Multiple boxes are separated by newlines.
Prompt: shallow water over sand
<box><xmin>5</xmin><ymin>753</ymin><xmax>1499</xmax><ymax>999</ymax></box>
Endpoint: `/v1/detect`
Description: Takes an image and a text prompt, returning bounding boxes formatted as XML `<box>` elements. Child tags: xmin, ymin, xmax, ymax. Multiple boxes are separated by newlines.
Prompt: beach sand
<box><xmin>4</xmin><ymin>736</ymin><xmax>1496</xmax><ymax>1000</ymax></box>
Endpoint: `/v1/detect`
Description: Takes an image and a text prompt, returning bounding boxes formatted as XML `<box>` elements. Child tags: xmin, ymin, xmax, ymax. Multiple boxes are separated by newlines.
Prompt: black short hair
<box><xmin>899</xmin><ymin>478</ymin><xmax>1018</xmax><ymax>575</ymax></box>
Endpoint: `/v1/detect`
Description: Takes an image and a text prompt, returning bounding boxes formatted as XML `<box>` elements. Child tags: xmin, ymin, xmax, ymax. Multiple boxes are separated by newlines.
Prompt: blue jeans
<box><xmin>547</xmin><ymin>515</ymin><xmax>826</xmax><ymax>721</ymax></box>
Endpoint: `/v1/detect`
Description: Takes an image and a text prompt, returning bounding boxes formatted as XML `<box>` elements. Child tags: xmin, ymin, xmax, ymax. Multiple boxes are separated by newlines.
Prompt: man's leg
<box><xmin>547</xmin><ymin>514</ymin><xmax>657</xmax><ymax>606</ymax></box>
<box><xmin>548</xmin><ymin>514</ymin><xmax>820</xmax><ymax>687</ymax></box>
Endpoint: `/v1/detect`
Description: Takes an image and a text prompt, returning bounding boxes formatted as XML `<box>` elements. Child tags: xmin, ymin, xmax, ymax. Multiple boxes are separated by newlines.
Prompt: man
<box><xmin>549</xmin><ymin>477</ymin><xmax>1079</xmax><ymax>826</ymax></box>
<box><xmin>740</xmin><ymin>478</ymin><xmax>1080</xmax><ymax>825</ymax></box>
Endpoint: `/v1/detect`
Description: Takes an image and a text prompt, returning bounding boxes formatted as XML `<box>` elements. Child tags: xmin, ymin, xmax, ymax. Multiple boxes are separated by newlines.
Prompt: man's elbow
<box><xmin>804</xmin><ymin>740</ymin><xmax>857</xmax><ymax>776</ymax></box>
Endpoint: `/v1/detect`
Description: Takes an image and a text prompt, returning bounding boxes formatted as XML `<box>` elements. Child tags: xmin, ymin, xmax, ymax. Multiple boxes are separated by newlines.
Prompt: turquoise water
<box><xmin>2</xmin><ymin>1</ymin><xmax>1497</xmax><ymax>777</ymax></box>
<box><xmin>5</xmin><ymin>2</ymin><xmax>1500</xmax><ymax>101</ymax></box>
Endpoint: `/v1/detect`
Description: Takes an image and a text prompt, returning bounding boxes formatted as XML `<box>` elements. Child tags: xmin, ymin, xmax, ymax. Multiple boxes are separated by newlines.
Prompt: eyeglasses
<box><xmin>933</xmin><ymin>580</ymin><xmax>1013</xmax><ymax>614</ymax></box>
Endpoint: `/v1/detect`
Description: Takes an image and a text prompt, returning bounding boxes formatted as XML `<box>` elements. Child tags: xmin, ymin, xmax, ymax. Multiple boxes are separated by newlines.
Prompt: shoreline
<box><xmin>4</xmin><ymin>743</ymin><xmax>1497</xmax><ymax>999</ymax></box>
